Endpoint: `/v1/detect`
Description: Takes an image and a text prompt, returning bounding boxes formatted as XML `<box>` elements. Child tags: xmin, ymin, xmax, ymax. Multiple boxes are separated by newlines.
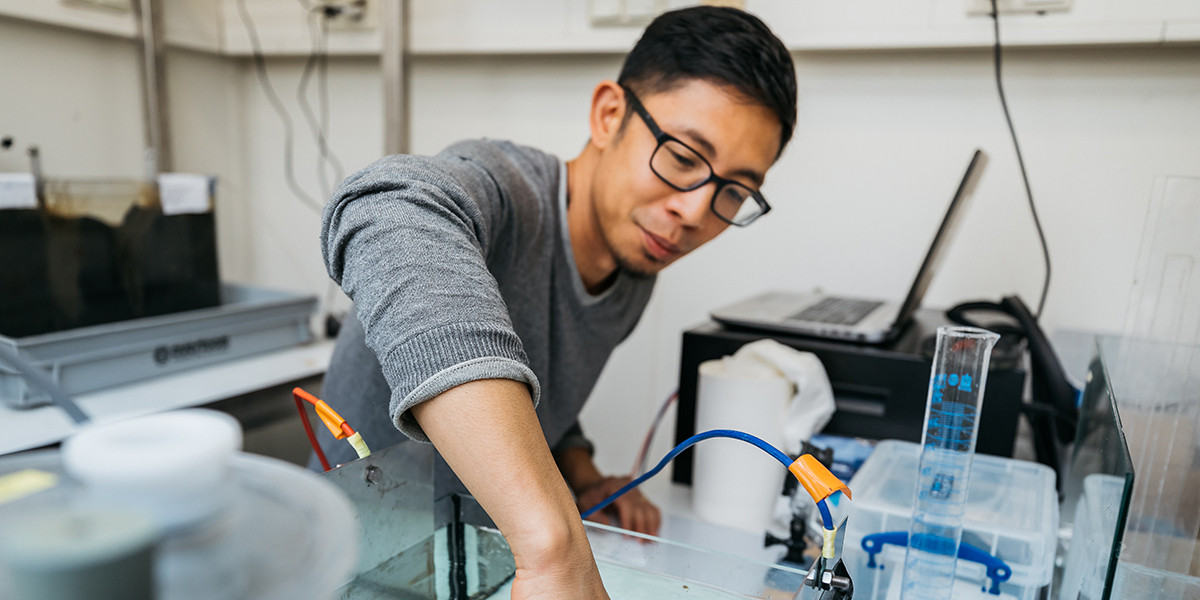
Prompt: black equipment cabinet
<box><xmin>671</xmin><ymin>309</ymin><xmax>1026</xmax><ymax>485</ymax></box>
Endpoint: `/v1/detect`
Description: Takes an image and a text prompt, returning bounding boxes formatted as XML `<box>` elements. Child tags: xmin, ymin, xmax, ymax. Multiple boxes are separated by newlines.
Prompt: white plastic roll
<box><xmin>62</xmin><ymin>409</ymin><xmax>243</xmax><ymax>532</ymax></box>
<box><xmin>692</xmin><ymin>357</ymin><xmax>792</xmax><ymax>534</ymax></box>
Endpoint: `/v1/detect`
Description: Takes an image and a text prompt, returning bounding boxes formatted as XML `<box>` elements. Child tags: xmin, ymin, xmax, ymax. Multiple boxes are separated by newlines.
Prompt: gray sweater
<box><xmin>316</xmin><ymin>139</ymin><xmax>655</xmax><ymax>473</ymax></box>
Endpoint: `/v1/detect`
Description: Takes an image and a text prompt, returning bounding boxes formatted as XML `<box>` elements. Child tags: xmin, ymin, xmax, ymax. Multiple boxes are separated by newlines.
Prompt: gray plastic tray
<box><xmin>0</xmin><ymin>285</ymin><xmax>316</xmax><ymax>409</ymax></box>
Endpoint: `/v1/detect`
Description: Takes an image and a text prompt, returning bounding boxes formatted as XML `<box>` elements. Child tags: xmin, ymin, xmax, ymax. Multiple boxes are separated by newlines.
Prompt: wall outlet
<box><xmin>318</xmin><ymin>0</ymin><xmax>375</xmax><ymax>31</ymax></box>
<box><xmin>967</xmin><ymin>0</ymin><xmax>1072</xmax><ymax>16</ymax></box>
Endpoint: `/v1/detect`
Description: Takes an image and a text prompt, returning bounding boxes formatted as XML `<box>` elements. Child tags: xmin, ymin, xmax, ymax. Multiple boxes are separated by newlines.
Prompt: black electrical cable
<box><xmin>298</xmin><ymin>5</ymin><xmax>346</xmax><ymax>199</ymax></box>
<box><xmin>296</xmin><ymin>1</ymin><xmax>350</xmax><ymax>336</ymax></box>
<box><xmin>298</xmin><ymin>10</ymin><xmax>328</xmax><ymax>197</ymax></box>
<box><xmin>990</xmin><ymin>0</ymin><xmax>1052</xmax><ymax>320</ymax></box>
<box><xmin>318</xmin><ymin>20</ymin><xmax>345</xmax><ymax>187</ymax></box>
<box><xmin>236</xmin><ymin>0</ymin><xmax>347</xmax><ymax>337</ymax></box>
<box><xmin>236</xmin><ymin>0</ymin><xmax>323</xmax><ymax>214</ymax></box>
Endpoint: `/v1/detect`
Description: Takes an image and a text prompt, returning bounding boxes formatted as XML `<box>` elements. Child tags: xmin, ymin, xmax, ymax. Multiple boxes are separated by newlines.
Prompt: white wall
<box><xmin>0</xmin><ymin>19</ymin><xmax>145</xmax><ymax>178</ymax></box>
<box><xmin>3</xmin><ymin>11</ymin><xmax>1200</xmax><ymax>491</ymax></box>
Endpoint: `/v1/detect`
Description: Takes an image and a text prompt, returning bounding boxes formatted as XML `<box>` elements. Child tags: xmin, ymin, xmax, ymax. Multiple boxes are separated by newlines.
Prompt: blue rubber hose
<box><xmin>817</xmin><ymin>498</ymin><xmax>834</xmax><ymax>531</ymax></box>
<box><xmin>580</xmin><ymin>428</ymin><xmax>835</xmax><ymax>531</ymax></box>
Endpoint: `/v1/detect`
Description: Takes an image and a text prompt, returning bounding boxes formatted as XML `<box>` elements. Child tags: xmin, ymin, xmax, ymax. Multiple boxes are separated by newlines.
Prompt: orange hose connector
<box><xmin>293</xmin><ymin>387</ymin><xmax>355</xmax><ymax>439</ymax></box>
<box><xmin>788</xmin><ymin>454</ymin><xmax>852</xmax><ymax>503</ymax></box>
<box><xmin>293</xmin><ymin>387</ymin><xmax>370</xmax><ymax>471</ymax></box>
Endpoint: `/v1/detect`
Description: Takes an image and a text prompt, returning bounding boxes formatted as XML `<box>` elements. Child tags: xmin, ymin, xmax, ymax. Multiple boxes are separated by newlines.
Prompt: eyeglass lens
<box><xmin>650</xmin><ymin>140</ymin><xmax>760</xmax><ymax>225</ymax></box>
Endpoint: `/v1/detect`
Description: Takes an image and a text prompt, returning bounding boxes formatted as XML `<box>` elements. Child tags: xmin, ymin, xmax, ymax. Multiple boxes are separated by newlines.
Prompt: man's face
<box><xmin>590</xmin><ymin>79</ymin><xmax>781</xmax><ymax>278</ymax></box>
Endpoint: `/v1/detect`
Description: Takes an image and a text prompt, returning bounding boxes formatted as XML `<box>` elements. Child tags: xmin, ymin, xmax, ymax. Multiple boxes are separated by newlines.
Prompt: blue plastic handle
<box><xmin>860</xmin><ymin>531</ymin><xmax>1013</xmax><ymax>595</ymax></box>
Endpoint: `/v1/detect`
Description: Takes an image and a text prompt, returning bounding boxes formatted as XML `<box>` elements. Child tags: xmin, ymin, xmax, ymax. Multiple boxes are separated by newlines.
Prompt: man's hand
<box><xmin>575</xmin><ymin>476</ymin><xmax>662</xmax><ymax>536</ymax></box>
<box><xmin>509</xmin><ymin>537</ymin><xmax>610</xmax><ymax>600</ymax></box>
<box><xmin>412</xmin><ymin>379</ymin><xmax>610</xmax><ymax>600</ymax></box>
<box><xmin>555</xmin><ymin>446</ymin><xmax>662</xmax><ymax>536</ymax></box>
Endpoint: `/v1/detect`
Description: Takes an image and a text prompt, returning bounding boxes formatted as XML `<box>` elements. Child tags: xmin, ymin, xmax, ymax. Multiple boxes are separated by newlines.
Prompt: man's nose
<box><xmin>664</xmin><ymin>184</ymin><xmax>714</xmax><ymax>227</ymax></box>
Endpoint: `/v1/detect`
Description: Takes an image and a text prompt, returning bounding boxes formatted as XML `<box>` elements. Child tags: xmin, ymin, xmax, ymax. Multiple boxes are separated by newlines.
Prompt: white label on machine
<box><xmin>0</xmin><ymin>173</ymin><xmax>37</xmax><ymax>209</ymax></box>
<box><xmin>158</xmin><ymin>173</ymin><xmax>213</xmax><ymax>215</ymax></box>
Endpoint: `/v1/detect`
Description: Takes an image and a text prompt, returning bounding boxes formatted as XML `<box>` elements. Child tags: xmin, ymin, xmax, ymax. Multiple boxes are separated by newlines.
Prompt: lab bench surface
<box><xmin>0</xmin><ymin>341</ymin><xmax>334</xmax><ymax>456</ymax></box>
<box><xmin>623</xmin><ymin>480</ymin><xmax>787</xmax><ymax>566</ymax></box>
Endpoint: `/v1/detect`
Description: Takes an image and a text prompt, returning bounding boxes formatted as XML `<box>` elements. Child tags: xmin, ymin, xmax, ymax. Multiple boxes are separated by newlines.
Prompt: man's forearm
<box><xmin>410</xmin><ymin>378</ymin><xmax>606</xmax><ymax>597</ymax></box>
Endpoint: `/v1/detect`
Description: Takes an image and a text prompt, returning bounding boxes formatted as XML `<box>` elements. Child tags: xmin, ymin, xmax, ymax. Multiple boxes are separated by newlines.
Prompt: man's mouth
<box><xmin>641</xmin><ymin>229</ymin><xmax>680</xmax><ymax>262</ymax></box>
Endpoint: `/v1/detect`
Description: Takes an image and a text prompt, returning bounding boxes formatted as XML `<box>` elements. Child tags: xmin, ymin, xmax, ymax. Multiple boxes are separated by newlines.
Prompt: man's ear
<box><xmin>589</xmin><ymin>80</ymin><xmax>626</xmax><ymax>150</ymax></box>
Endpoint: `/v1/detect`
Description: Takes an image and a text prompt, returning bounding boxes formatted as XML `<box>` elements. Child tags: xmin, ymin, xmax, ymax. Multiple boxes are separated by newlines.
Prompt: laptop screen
<box><xmin>892</xmin><ymin>149</ymin><xmax>989</xmax><ymax>328</ymax></box>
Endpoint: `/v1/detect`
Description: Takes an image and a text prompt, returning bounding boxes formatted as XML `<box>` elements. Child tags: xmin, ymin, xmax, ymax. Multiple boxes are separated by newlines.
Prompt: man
<box><xmin>317</xmin><ymin>6</ymin><xmax>796</xmax><ymax>598</ymax></box>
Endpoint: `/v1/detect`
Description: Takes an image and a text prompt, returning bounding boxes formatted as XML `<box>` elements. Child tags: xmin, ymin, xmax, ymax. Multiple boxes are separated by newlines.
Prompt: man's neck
<box><xmin>565</xmin><ymin>147</ymin><xmax>618</xmax><ymax>295</ymax></box>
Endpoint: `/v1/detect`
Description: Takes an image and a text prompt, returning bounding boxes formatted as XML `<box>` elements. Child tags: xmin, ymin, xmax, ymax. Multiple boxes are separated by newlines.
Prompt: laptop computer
<box><xmin>710</xmin><ymin>149</ymin><xmax>988</xmax><ymax>344</ymax></box>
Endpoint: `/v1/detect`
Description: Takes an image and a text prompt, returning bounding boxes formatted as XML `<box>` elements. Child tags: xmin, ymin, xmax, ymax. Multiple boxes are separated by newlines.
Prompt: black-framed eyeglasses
<box><xmin>622</xmin><ymin>86</ymin><xmax>771</xmax><ymax>227</ymax></box>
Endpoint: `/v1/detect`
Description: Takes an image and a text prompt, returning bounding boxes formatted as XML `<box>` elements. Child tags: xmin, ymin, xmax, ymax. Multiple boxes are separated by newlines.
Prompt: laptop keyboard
<box><xmin>787</xmin><ymin>297</ymin><xmax>884</xmax><ymax>326</ymax></box>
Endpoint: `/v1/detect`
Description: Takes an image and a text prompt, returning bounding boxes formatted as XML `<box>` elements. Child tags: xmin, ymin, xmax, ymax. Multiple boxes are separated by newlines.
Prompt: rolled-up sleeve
<box><xmin>321</xmin><ymin>153</ymin><xmax>540</xmax><ymax>442</ymax></box>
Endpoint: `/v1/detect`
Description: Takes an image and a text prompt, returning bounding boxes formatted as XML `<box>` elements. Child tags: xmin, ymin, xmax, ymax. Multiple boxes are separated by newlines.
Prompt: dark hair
<box><xmin>617</xmin><ymin>6</ymin><xmax>797</xmax><ymax>158</ymax></box>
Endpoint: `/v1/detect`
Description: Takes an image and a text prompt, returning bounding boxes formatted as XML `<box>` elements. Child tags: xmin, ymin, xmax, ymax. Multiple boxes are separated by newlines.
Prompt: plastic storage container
<box><xmin>811</xmin><ymin>440</ymin><xmax>1058</xmax><ymax>600</ymax></box>
<box><xmin>0</xmin><ymin>285</ymin><xmax>316</xmax><ymax>409</ymax></box>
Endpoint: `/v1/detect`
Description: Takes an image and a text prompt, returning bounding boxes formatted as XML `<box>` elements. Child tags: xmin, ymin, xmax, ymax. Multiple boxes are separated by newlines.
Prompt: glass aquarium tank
<box><xmin>0</xmin><ymin>178</ymin><xmax>219</xmax><ymax>338</ymax></box>
<box><xmin>320</xmin><ymin>442</ymin><xmax>808</xmax><ymax>600</ymax></box>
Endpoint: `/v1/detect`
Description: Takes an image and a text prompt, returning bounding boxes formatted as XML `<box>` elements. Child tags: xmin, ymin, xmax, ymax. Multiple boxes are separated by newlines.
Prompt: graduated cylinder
<box><xmin>901</xmin><ymin>326</ymin><xmax>1000</xmax><ymax>600</ymax></box>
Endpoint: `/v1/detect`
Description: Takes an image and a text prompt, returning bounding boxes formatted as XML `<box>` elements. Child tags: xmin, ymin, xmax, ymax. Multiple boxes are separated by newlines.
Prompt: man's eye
<box><xmin>722</xmin><ymin>187</ymin><xmax>747</xmax><ymax>205</ymax></box>
<box><xmin>668</xmin><ymin>149</ymin><xmax>698</xmax><ymax>170</ymax></box>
